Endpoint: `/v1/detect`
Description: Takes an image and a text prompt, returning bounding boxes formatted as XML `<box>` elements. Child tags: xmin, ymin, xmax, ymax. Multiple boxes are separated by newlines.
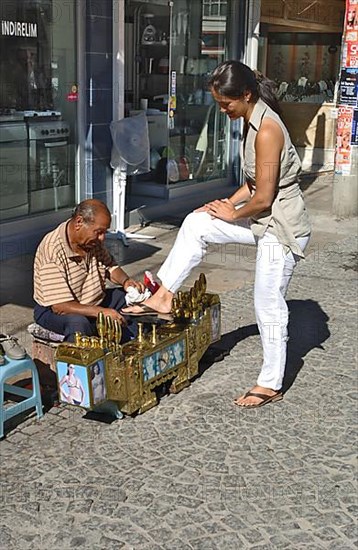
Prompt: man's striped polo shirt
<box><xmin>34</xmin><ymin>220</ymin><xmax>119</xmax><ymax>307</ymax></box>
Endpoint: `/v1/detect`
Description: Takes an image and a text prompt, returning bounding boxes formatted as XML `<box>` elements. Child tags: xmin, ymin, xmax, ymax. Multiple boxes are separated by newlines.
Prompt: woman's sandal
<box><xmin>121</xmin><ymin>304</ymin><xmax>173</xmax><ymax>322</ymax></box>
<box><xmin>234</xmin><ymin>390</ymin><xmax>283</xmax><ymax>408</ymax></box>
<box><xmin>121</xmin><ymin>304</ymin><xmax>159</xmax><ymax>317</ymax></box>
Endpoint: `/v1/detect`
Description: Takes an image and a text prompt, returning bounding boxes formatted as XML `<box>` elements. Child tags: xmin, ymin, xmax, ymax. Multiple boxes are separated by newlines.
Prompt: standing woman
<box><xmin>123</xmin><ymin>60</ymin><xmax>311</xmax><ymax>408</ymax></box>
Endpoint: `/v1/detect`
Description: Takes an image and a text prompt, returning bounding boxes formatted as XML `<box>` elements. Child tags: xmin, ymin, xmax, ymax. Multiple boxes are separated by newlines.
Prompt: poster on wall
<box><xmin>344</xmin><ymin>0</ymin><xmax>358</xmax><ymax>66</ymax></box>
<box><xmin>346</xmin><ymin>0</ymin><xmax>358</xmax><ymax>34</ymax></box>
<box><xmin>335</xmin><ymin>105</ymin><xmax>354</xmax><ymax>174</ymax></box>
<box><xmin>346</xmin><ymin>43</ymin><xmax>358</xmax><ymax>67</ymax></box>
<box><xmin>340</xmin><ymin>68</ymin><xmax>358</xmax><ymax>105</ymax></box>
<box><xmin>351</xmin><ymin>108</ymin><xmax>358</xmax><ymax>144</ymax></box>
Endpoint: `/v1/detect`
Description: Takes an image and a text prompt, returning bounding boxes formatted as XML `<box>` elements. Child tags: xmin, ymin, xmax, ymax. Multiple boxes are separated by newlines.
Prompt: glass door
<box><xmin>168</xmin><ymin>0</ymin><xmax>229</xmax><ymax>185</ymax></box>
<box><xmin>125</xmin><ymin>0</ymin><xmax>230</xmax><ymax>199</ymax></box>
<box><xmin>124</xmin><ymin>0</ymin><xmax>171</xmax><ymax>187</ymax></box>
<box><xmin>29</xmin><ymin>133</ymin><xmax>72</xmax><ymax>213</ymax></box>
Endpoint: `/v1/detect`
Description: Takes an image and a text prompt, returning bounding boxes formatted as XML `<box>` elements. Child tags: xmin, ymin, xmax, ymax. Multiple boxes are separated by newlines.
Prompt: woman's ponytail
<box><xmin>254</xmin><ymin>70</ymin><xmax>282</xmax><ymax>116</ymax></box>
<box><xmin>209</xmin><ymin>61</ymin><xmax>282</xmax><ymax>117</ymax></box>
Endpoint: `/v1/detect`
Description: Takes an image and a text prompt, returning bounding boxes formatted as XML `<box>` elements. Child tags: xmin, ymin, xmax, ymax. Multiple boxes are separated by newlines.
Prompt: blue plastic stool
<box><xmin>0</xmin><ymin>355</ymin><xmax>44</xmax><ymax>438</ymax></box>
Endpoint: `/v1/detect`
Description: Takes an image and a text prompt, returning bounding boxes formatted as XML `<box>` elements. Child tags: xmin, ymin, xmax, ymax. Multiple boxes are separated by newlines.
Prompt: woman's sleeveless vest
<box><xmin>242</xmin><ymin>98</ymin><xmax>311</xmax><ymax>257</ymax></box>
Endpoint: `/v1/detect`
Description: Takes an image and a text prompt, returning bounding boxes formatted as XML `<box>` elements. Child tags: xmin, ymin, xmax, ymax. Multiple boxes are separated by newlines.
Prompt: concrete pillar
<box><xmin>332</xmin><ymin>148</ymin><xmax>358</xmax><ymax>217</ymax></box>
<box><xmin>332</xmin><ymin>0</ymin><xmax>357</xmax><ymax>217</ymax></box>
<box><xmin>245</xmin><ymin>0</ymin><xmax>261</xmax><ymax>69</ymax></box>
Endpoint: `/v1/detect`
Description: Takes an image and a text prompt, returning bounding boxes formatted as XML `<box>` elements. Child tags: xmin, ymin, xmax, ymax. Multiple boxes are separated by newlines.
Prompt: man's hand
<box><xmin>101</xmin><ymin>308</ymin><xmax>127</xmax><ymax>324</ymax></box>
<box><xmin>109</xmin><ymin>268</ymin><xmax>145</xmax><ymax>292</ymax></box>
<box><xmin>123</xmin><ymin>278</ymin><xmax>145</xmax><ymax>293</ymax></box>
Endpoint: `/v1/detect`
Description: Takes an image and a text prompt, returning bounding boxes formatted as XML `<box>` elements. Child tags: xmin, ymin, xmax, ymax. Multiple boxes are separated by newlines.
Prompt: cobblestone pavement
<box><xmin>1</xmin><ymin>233</ymin><xmax>357</xmax><ymax>549</ymax></box>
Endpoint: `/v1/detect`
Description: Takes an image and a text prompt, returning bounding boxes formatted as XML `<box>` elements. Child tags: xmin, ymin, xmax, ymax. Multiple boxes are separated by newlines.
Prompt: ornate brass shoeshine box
<box><xmin>54</xmin><ymin>274</ymin><xmax>221</xmax><ymax>415</ymax></box>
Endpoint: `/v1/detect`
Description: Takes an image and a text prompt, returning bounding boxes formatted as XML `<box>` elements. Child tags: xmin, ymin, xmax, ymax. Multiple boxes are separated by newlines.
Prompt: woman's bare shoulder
<box><xmin>256</xmin><ymin>117</ymin><xmax>284</xmax><ymax>148</ymax></box>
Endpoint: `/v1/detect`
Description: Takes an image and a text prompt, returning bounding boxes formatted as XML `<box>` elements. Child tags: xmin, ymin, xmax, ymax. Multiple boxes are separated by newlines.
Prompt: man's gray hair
<box><xmin>72</xmin><ymin>199</ymin><xmax>111</xmax><ymax>224</ymax></box>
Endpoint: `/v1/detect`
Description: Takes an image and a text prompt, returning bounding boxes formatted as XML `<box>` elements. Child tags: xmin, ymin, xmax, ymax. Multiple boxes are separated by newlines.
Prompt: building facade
<box><xmin>0</xmin><ymin>0</ymin><xmax>345</xmax><ymax>259</ymax></box>
<box><xmin>1</xmin><ymin>0</ymin><xmax>251</xmax><ymax>258</ymax></box>
<box><xmin>0</xmin><ymin>0</ymin><xmax>80</xmax><ymax>258</ymax></box>
<box><xmin>259</xmin><ymin>0</ymin><xmax>346</xmax><ymax>171</ymax></box>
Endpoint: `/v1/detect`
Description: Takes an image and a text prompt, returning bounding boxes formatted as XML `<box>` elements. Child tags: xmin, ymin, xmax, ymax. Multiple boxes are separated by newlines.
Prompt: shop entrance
<box><xmin>124</xmin><ymin>0</ymin><xmax>231</xmax><ymax>210</ymax></box>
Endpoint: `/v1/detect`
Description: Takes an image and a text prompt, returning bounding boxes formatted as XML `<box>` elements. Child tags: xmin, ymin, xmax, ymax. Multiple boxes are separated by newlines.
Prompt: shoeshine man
<box><xmin>123</xmin><ymin>61</ymin><xmax>311</xmax><ymax>409</ymax></box>
<box><xmin>33</xmin><ymin>199</ymin><xmax>144</xmax><ymax>343</ymax></box>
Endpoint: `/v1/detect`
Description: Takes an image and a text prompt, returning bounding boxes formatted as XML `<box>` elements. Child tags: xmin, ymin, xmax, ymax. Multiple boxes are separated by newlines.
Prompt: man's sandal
<box><xmin>234</xmin><ymin>390</ymin><xmax>283</xmax><ymax>409</ymax></box>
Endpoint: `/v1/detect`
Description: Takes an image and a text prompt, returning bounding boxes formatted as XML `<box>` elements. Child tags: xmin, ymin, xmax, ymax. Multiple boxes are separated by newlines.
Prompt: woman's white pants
<box><xmin>157</xmin><ymin>211</ymin><xmax>310</xmax><ymax>391</ymax></box>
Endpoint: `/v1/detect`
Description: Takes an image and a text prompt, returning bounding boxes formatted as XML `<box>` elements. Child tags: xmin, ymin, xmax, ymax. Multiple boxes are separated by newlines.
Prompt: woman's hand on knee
<box><xmin>194</xmin><ymin>198</ymin><xmax>235</xmax><ymax>219</ymax></box>
<box><xmin>194</xmin><ymin>204</ymin><xmax>211</xmax><ymax>213</ymax></box>
<box><xmin>205</xmin><ymin>198</ymin><xmax>236</xmax><ymax>222</ymax></box>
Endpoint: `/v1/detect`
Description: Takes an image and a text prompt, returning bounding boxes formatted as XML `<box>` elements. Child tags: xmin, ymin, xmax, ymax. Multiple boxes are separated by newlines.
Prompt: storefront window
<box><xmin>168</xmin><ymin>0</ymin><xmax>228</xmax><ymax>184</ymax></box>
<box><xmin>264</xmin><ymin>32</ymin><xmax>341</xmax><ymax>104</ymax></box>
<box><xmin>0</xmin><ymin>0</ymin><xmax>77</xmax><ymax>222</ymax></box>
<box><xmin>124</xmin><ymin>0</ymin><xmax>230</xmax><ymax>199</ymax></box>
<box><xmin>203</xmin><ymin>0</ymin><xmax>227</xmax><ymax>17</ymax></box>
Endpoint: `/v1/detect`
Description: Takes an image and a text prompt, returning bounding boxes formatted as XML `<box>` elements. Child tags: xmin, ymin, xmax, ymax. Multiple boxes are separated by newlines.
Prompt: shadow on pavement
<box><xmin>0</xmin><ymin>254</ymin><xmax>35</xmax><ymax>308</ymax></box>
<box><xmin>200</xmin><ymin>299</ymin><xmax>330</xmax><ymax>394</ymax></box>
<box><xmin>199</xmin><ymin>324</ymin><xmax>259</xmax><ymax>376</ymax></box>
<box><xmin>283</xmin><ymin>299</ymin><xmax>330</xmax><ymax>393</ymax></box>
<box><xmin>103</xmin><ymin>238</ymin><xmax>161</xmax><ymax>267</ymax></box>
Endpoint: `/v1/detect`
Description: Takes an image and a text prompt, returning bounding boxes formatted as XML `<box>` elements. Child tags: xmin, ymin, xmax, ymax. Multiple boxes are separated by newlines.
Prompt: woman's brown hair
<box><xmin>208</xmin><ymin>60</ymin><xmax>282</xmax><ymax>116</ymax></box>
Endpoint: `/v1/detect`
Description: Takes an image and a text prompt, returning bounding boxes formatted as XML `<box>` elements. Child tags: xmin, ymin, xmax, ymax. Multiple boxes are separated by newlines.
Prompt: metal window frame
<box><xmin>76</xmin><ymin>0</ymin><xmax>86</xmax><ymax>203</ymax></box>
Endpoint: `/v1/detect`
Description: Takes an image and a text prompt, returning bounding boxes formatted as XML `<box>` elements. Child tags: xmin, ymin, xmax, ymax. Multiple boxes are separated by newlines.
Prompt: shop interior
<box><xmin>124</xmin><ymin>0</ymin><xmax>230</xmax><ymax>204</ymax></box>
<box><xmin>259</xmin><ymin>29</ymin><xmax>341</xmax><ymax>104</ymax></box>
<box><xmin>259</xmin><ymin>0</ymin><xmax>344</xmax><ymax>171</ymax></box>
<box><xmin>0</xmin><ymin>0</ymin><xmax>77</xmax><ymax>222</ymax></box>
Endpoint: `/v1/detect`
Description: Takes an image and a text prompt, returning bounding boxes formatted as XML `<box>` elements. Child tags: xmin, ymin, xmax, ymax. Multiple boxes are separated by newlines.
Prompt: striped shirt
<box><xmin>34</xmin><ymin>220</ymin><xmax>119</xmax><ymax>307</ymax></box>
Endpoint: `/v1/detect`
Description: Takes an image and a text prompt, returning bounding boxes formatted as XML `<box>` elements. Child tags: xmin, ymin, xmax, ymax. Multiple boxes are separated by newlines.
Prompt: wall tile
<box><xmin>91</xmin><ymin>123</ymin><xmax>112</xmax><ymax>160</ymax></box>
<box><xmin>86</xmin><ymin>52</ymin><xmax>113</xmax><ymax>89</ymax></box>
<box><xmin>87</xmin><ymin>88</ymin><xmax>113</xmax><ymax>124</ymax></box>
<box><xmin>86</xmin><ymin>16</ymin><xmax>112</xmax><ymax>54</ymax></box>
<box><xmin>87</xmin><ymin>0</ymin><xmax>113</xmax><ymax>19</ymax></box>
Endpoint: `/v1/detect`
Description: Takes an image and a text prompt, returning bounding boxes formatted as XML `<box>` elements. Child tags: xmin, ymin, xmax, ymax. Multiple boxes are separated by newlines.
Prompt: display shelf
<box><xmin>140</xmin><ymin>42</ymin><xmax>168</xmax><ymax>47</ymax></box>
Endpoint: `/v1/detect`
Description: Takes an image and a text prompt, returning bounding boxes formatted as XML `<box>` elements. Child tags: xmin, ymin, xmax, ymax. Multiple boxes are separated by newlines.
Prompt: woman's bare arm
<box><xmin>205</xmin><ymin>118</ymin><xmax>284</xmax><ymax>222</ymax></box>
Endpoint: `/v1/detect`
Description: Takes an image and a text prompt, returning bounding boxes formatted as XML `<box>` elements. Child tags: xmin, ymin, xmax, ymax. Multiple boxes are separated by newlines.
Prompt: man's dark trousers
<box><xmin>34</xmin><ymin>288</ymin><xmax>137</xmax><ymax>342</ymax></box>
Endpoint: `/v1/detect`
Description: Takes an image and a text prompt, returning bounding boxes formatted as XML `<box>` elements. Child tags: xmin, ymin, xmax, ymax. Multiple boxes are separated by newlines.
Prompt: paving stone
<box><xmin>66</xmin><ymin>499</ymin><xmax>93</xmax><ymax>514</ymax></box>
<box><xmin>98</xmin><ymin>536</ymin><xmax>126</xmax><ymax>549</ymax></box>
<box><xmin>90</xmin><ymin>500</ymin><xmax>119</xmax><ymax>517</ymax></box>
<box><xmin>117</xmin><ymin>529</ymin><xmax>153</xmax><ymax>547</ymax></box>
<box><xmin>321</xmin><ymin>511</ymin><xmax>355</xmax><ymax>528</ymax></box>
<box><xmin>174</xmin><ymin>495</ymin><xmax>205</xmax><ymax>509</ymax></box>
<box><xmin>340</xmin><ymin>524</ymin><xmax>358</xmax><ymax>541</ymax></box>
<box><xmin>201</xmin><ymin>520</ymin><xmax>229</xmax><ymax>535</ymax></box>
<box><xmin>160</xmin><ymin>540</ymin><xmax>193</xmax><ymax>550</ymax></box>
<box><xmin>0</xmin><ymin>525</ymin><xmax>15</xmax><ymax>548</ymax></box>
<box><xmin>70</xmin><ymin>535</ymin><xmax>88</xmax><ymax>547</ymax></box>
<box><xmin>315</xmin><ymin>526</ymin><xmax>350</xmax><ymax>542</ymax></box>
<box><xmin>281</xmin><ymin>529</ymin><xmax>327</xmax><ymax>547</ymax></box>
<box><xmin>176</xmin><ymin>523</ymin><xmax>207</xmax><ymax>540</ymax></box>
<box><xmin>267</xmin><ymin>535</ymin><xmax>292</xmax><ymax>549</ymax></box>
<box><xmin>212</xmin><ymin>531</ymin><xmax>247</xmax><ymax>547</ymax></box>
<box><xmin>125</xmin><ymin>491</ymin><xmax>154</xmax><ymax>507</ymax></box>
<box><xmin>153</xmin><ymin>509</ymin><xmax>192</xmax><ymax>530</ymax></box>
<box><xmin>187</xmin><ymin>537</ymin><xmax>219</xmax><ymax>550</ymax></box>
<box><xmin>219</xmin><ymin>513</ymin><xmax>250</xmax><ymax>531</ymax></box>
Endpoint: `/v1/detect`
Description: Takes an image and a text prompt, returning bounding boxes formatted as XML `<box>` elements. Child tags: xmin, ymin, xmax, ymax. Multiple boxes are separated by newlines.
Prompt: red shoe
<box><xmin>144</xmin><ymin>271</ymin><xmax>160</xmax><ymax>294</ymax></box>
